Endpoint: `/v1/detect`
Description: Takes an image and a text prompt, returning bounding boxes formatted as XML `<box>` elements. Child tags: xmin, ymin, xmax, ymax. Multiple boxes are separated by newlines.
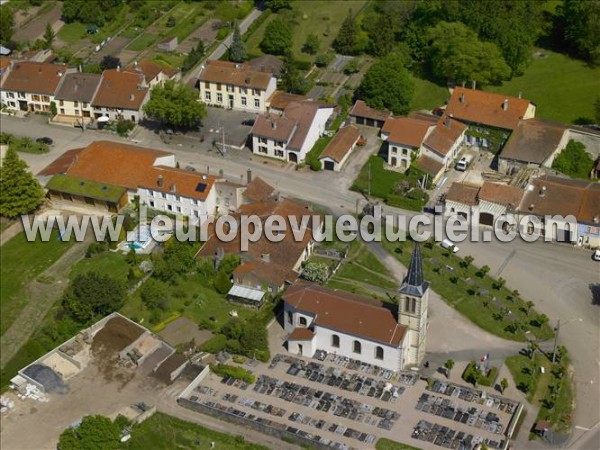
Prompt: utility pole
<box><xmin>552</xmin><ymin>319</ymin><xmax>560</xmax><ymax>363</ymax></box>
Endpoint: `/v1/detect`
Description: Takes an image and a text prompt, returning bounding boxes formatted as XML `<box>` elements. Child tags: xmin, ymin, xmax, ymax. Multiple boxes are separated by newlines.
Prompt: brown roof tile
<box><xmin>1</xmin><ymin>61</ymin><xmax>71</xmax><ymax>95</ymax></box>
<box><xmin>130</xmin><ymin>59</ymin><xmax>179</xmax><ymax>83</ymax></box>
<box><xmin>445</xmin><ymin>182</ymin><xmax>480</xmax><ymax>206</ymax></box>
<box><xmin>243</xmin><ymin>177</ymin><xmax>276</xmax><ymax>202</ymax></box>
<box><xmin>268</xmin><ymin>91</ymin><xmax>307</xmax><ymax>111</ymax></box>
<box><xmin>251</xmin><ymin>112</ymin><xmax>296</xmax><ymax>142</ymax></box>
<box><xmin>248</xmin><ymin>55</ymin><xmax>284</xmax><ymax>77</ymax></box>
<box><xmin>478</xmin><ymin>182</ymin><xmax>523</xmax><ymax>208</ymax></box>
<box><xmin>383</xmin><ymin>116</ymin><xmax>436</xmax><ymax>148</ymax></box>
<box><xmin>54</xmin><ymin>72</ymin><xmax>101</xmax><ymax>102</ymax></box>
<box><xmin>92</xmin><ymin>69</ymin><xmax>148</xmax><ymax>110</ymax></box>
<box><xmin>37</xmin><ymin>148</ymin><xmax>83</xmax><ymax>176</ymax></box>
<box><xmin>423</xmin><ymin>117</ymin><xmax>467</xmax><ymax>157</ymax></box>
<box><xmin>288</xmin><ymin>327</ymin><xmax>315</xmax><ymax>341</ymax></box>
<box><xmin>499</xmin><ymin>119</ymin><xmax>566</xmax><ymax>164</ymax></box>
<box><xmin>284</xmin><ymin>283</ymin><xmax>407</xmax><ymax>347</ymax></box>
<box><xmin>319</xmin><ymin>125</ymin><xmax>360</xmax><ymax>163</ymax></box>
<box><xmin>199</xmin><ymin>60</ymin><xmax>272</xmax><ymax>90</ymax></box>
<box><xmin>446</xmin><ymin>87</ymin><xmax>532</xmax><ymax>130</ymax></box>
<box><xmin>415</xmin><ymin>155</ymin><xmax>444</xmax><ymax>177</ymax></box>
<box><xmin>350</xmin><ymin>100</ymin><xmax>391</xmax><ymax>122</ymax></box>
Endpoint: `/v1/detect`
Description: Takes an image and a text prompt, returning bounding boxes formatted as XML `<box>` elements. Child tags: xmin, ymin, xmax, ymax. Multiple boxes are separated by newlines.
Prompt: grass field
<box><xmin>488</xmin><ymin>49</ymin><xmax>600</xmax><ymax>124</ymax></box>
<box><xmin>332</xmin><ymin>241</ymin><xmax>397</xmax><ymax>290</ymax></box>
<box><xmin>125</xmin><ymin>412</ymin><xmax>268</xmax><ymax>449</ymax></box>
<box><xmin>157</xmin><ymin>1</ymin><xmax>206</xmax><ymax>42</ymax></box>
<box><xmin>57</xmin><ymin>22</ymin><xmax>87</xmax><ymax>45</ymax></box>
<box><xmin>0</xmin><ymin>231</ymin><xmax>74</xmax><ymax>336</ymax></box>
<box><xmin>126</xmin><ymin>33</ymin><xmax>160</xmax><ymax>52</ymax></box>
<box><xmin>245</xmin><ymin>1</ymin><xmax>367</xmax><ymax>62</ymax></box>
<box><xmin>410</xmin><ymin>77</ymin><xmax>448</xmax><ymax>112</ymax></box>
<box><xmin>376</xmin><ymin>438</ymin><xmax>422</xmax><ymax>450</ymax></box>
<box><xmin>69</xmin><ymin>251</ymin><xmax>130</xmax><ymax>284</ymax></box>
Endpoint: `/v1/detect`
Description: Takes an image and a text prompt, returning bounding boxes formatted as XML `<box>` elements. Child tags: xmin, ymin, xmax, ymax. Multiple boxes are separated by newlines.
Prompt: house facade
<box><xmin>91</xmin><ymin>69</ymin><xmax>149</xmax><ymax>123</ymax></box>
<box><xmin>198</xmin><ymin>60</ymin><xmax>276</xmax><ymax>113</ymax></box>
<box><xmin>53</xmin><ymin>72</ymin><xmax>101</xmax><ymax>125</ymax></box>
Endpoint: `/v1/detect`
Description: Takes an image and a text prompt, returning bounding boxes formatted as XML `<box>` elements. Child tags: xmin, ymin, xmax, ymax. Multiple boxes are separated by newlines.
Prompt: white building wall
<box><xmin>479</xmin><ymin>200</ymin><xmax>508</xmax><ymax>222</ymax></box>
<box><xmin>200</xmin><ymin>78</ymin><xmax>275</xmax><ymax>113</ymax></box>
<box><xmin>444</xmin><ymin>201</ymin><xmax>475</xmax><ymax>222</ymax></box>
<box><xmin>297</xmin><ymin>107</ymin><xmax>334</xmax><ymax>157</ymax></box>
<box><xmin>252</xmin><ymin>134</ymin><xmax>290</xmax><ymax>161</ymax></box>
<box><xmin>1</xmin><ymin>90</ymin><xmax>55</xmax><ymax>113</ymax></box>
<box><xmin>388</xmin><ymin>142</ymin><xmax>417</xmax><ymax>169</ymax></box>
<box><xmin>137</xmin><ymin>186</ymin><xmax>216</xmax><ymax>225</ymax></box>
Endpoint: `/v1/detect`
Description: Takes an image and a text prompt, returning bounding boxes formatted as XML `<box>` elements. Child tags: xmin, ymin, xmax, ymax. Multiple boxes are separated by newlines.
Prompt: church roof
<box><xmin>399</xmin><ymin>242</ymin><xmax>429</xmax><ymax>297</ymax></box>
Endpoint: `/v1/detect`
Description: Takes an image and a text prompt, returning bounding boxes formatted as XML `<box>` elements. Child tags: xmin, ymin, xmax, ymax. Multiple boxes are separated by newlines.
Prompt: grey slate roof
<box><xmin>399</xmin><ymin>242</ymin><xmax>429</xmax><ymax>297</ymax></box>
<box><xmin>54</xmin><ymin>72</ymin><xmax>102</xmax><ymax>102</ymax></box>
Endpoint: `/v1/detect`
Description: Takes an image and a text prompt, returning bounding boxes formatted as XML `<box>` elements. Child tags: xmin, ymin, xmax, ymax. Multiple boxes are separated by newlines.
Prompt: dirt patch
<box><xmin>12</xmin><ymin>4</ymin><xmax>62</xmax><ymax>42</ymax></box>
<box><xmin>139</xmin><ymin>343</ymin><xmax>173</xmax><ymax>374</ymax></box>
<box><xmin>88</xmin><ymin>37</ymin><xmax>132</xmax><ymax>64</ymax></box>
<box><xmin>152</xmin><ymin>353</ymin><xmax>187</xmax><ymax>385</ymax></box>
<box><xmin>158</xmin><ymin>316</ymin><xmax>213</xmax><ymax>347</ymax></box>
<box><xmin>177</xmin><ymin>19</ymin><xmax>220</xmax><ymax>54</ymax></box>
<box><xmin>92</xmin><ymin>317</ymin><xmax>145</xmax><ymax>354</ymax></box>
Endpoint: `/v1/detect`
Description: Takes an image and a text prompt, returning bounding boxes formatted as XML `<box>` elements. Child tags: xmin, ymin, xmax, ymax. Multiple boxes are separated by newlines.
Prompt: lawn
<box><xmin>126</xmin><ymin>33</ymin><xmax>160</xmax><ymax>52</ymax></box>
<box><xmin>332</xmin><ymin>241</ymin><xmax>397</xmax><ymax>290</ymax></box>
<box><xmin>125</xmin><ymin>412</ymin><xmax>268</xmax><ymax>450</ymax></box>
<box><xmin>57</xmin><ymin>22</ymin><xmax>87</xmax><ymax>45</ymax></box>
<box><xmin>245</xmin><ymin>1</ymin><xmax>367</xmax><ymax>62</ymax></box>
<box><xmin>69</xmin><ymin>251</ymin><xmax>130</xmax><ymax>284</ymax></box>
<box><xmin>410</xmin><ymin>77</ymin><xmax>449</xmax><ymax>112</ymax></box>
<box><xmin>376</xmin><ymin>438</ymin><xmax>422</xmax><ymax>450</ymax></box>
<box><xmin>0</xmin><ymin>231</ymin><xmax>74</xmax><ymax>336</ymax></box>
<box><xmin>488</xmin><ymin>49</ymin><xmax>600</xmax><ymax>124</ymax></box>
<box><xmin>382</xmin><ymin>238</ymin><xmax>555</xmax><ymax>342</ymax></box>
<box><xmin>158</xmin><ymin>1</ymin><xmax>206</xmax><ymax>42</ymax></box>
<box><xmin>151</xmin><ymin>52</ymin><xmax>185</xmax><ymax>70</ymax></box>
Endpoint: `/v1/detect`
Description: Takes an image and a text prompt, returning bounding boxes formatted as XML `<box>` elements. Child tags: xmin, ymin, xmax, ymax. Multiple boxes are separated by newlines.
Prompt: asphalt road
<box><xmin>2</xmin><ymin>114</ymin><xmax>599</xmax><ymax>448</ymax></box>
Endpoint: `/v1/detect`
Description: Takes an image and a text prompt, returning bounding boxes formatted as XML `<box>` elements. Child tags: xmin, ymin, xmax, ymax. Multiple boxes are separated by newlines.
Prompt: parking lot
<box><xmin>180</xmin><ymin>347</ymin><xmax>521</xmax><ymax>450</ymax></box>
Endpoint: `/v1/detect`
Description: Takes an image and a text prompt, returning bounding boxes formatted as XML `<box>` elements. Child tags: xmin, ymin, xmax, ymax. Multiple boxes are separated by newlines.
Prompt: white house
<box><xmin>53</xmin><ymin>72</ymin><xmax>101</xmax><ymax>125</ymax></box>
<box><xmin>283</xmin><ymin>243</ymin><xmax>430</xmax><ymax>370</ymax></box>
<box><xmin>0</xmin><ymin>61</ymin><xmax>76</xmax><ymax>113</ymax></box>
<box><xmin>381</xmin><ymin>114</ymin><xmax>437</xmax><ymax>171</ymax></box>
<box><xmin>198</xmin><ymin>60</ymin><xmax>276</xmax><ymax>113</ymax></box>
<box><xmin>129</xmin><ymin>59</ymin><xmax>181</xmax><ymax>88</ymax></box>
<box><xmin>250</xmin><ymin>100</ymin><xmax>334</xmax><ymax>163</ymax></box>
<box><xmin>420</xmin><ymin>116</ymin><xmax>467</xmax><ymax>170</ymax></box>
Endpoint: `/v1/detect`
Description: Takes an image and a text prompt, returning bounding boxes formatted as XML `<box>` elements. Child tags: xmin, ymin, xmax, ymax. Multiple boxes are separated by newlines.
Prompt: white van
<box><xmin>441</xmin><ymin>239</ymin><xmax>459</xmax><ymax>253</ymax></box>
<box><xmin>455</xmin><ymin>155</ymin><xmax>472</xmax><ymax>171</ymax></box>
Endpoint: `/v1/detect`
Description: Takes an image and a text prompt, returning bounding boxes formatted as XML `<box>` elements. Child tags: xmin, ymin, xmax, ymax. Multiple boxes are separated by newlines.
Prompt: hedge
<box><xmin>211</xmin><ymin>363</ymin><xmax>255</xmax><ymax>384</ymax></box>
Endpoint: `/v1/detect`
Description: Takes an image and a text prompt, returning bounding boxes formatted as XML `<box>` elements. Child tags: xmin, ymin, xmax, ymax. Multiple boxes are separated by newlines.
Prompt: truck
<box><xmin>455</xmin><ymin>155</ymin><xmax>473</xmax><ymax>171</ymax></box>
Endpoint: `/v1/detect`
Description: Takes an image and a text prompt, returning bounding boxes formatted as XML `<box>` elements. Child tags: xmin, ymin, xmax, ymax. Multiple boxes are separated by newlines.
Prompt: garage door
<box><xmin>324</xmin><ymin>160</ymin><xmax>335</xmax><ymax>171</ymax></box>
<box><xmin>479</xmin><ymin>213</ymin><xmax>494</xmax><ymax>226</ymax></box>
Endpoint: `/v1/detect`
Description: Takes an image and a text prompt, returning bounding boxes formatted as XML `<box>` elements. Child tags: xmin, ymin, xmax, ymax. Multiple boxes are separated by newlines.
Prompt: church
<box><xmin>282</xmin><ymin>243</ymin><xmax>429</xmax><ymax>371</ymax></box>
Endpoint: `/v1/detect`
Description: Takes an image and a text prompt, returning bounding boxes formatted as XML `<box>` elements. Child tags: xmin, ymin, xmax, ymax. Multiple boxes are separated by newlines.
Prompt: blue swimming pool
<box><xmin>128</xmin><ymin>225</ymin><xmax>152</xmax><ymax>251</ymax></box>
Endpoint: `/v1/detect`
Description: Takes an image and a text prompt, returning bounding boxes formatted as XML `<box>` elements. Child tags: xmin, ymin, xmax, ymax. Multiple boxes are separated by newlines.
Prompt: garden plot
<box><xmin>177</xmin><ymin>19</ymin><xmax>221</xmax><ymax>54</ymax></box>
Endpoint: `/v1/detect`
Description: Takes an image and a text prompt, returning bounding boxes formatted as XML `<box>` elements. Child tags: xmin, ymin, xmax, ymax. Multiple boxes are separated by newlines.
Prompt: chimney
<box><xmin>461</xmin><ymin>81</ymin><xmax>465</xmax><ymax>88</ymax></box>
<box><xmin>247</xmin><ymin>169</ymin><xmax>252</xmax><ymax>184</ymax></box>
<box><xmin>169</xmin><ymin>183</ymin><xmax>176</xmax><ymax>193</ymax></box>
<box><xmin>219</xmin><ymin>169</ymin><xmax>224</xmax><ymax>176</ymax></box>
<box><xmin>130</xmin><ymin>94</ymin><xmax>135</xmax><ymax>101</ymax></box>
<box><xmin>271</xmin><ymin>119</ymin><xmax>277</xmax><ymax>130</ymax></box>
<box><xmin>539</xmin><ymin>186</ymin><xmax>546</xmax><ymax>197</ymax></box>
<box><xmin>202</xmin><ymin>175</ymin><xmax>207</xmax><ymax>180</ymax></box>
<box><xmin>518</xmin><ymin>91</ymin><xmax>522</xmax><ymax>99</ymax></box>
<box><xmin>444</xmin><ymin>116</ymin><xmax>450</xmax><ymax>127</ymax></box>
<box><xmin>529</xmin><ymin>204</ymin><xmax>534</xmax><ymax>211</ymax></box>
<box><xmin>459</xmin><ymin>93</ymin><xmax>465</xmax><ymax>104</ymax></box>
<box><xmin>261</xmin><ymin>253</ymin><xmax>270</xmax><ymax>263</ymax></box>
<box><xmin>157</xmin><ymin>175</ymin><xmax>164</xmax><ymax>187</ymax></box>
<box><xmin>471</xmin><ymin>80</ymin><xmax>476</xmax><ymax>90</ymax></box>
<box><xmin>502</xmin><ymin>99</ymin><xmax>508</xmax><ymax>111</ymax></box>
<box><xmin>117</xmin><ymin>65</ymin><xmax>121</xmax><ymax>71</ymax></box>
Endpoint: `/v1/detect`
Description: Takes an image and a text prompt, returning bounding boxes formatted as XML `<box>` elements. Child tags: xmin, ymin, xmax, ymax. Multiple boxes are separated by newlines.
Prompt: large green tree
<box><xmin>58</xmin><ymin>415</ymin><xmax>121</xmax><ymax>450</ymax></box>
<box><xmin>0</xmin><ymin>147</ymin><xmax>44</xmax><ymax>218</ymax></box>
<box><xmin>0</xmin><ymin>5</ymin><xmax>14</xmax><ymax>45</ymax></box>
<box><xmin>229</xmin><ymin>25</ymin><xmax>248</xmax><ymax>63</ymax></box>
<box><xmin>426</xmin><ymin>21</ymin><xmax>511</xmax><ymax>85</ymax></box>
<box><xmin>260</xmin><ymin>18</ymin><xmax>292</xmax><ymax>55</ymax></box>
<box><xmin>62</xmin><ymin>0</ymin><xmax>122</xmax><ymax>26</ymax></box>
<box><xmin>279</xmin><ymin>55</ymin><xmax>309</xmax><ymax>95</ymax></box>
<box><xmin>182</xmin><ymin>40</ymin><xmax>204</xmax><ymax>72</ymax></box>
<box><xmin>356</xmin><ymin>53</ymin><xmax>414</xmax><ymax>115</ymax></box>
<box><xmin>332</xmin><ymin>9</ymin><xmax>358</xmax><ymax>55</ymax></box>
<box><xmin>559</xmin><ymin>0</ymin><xmax>600</xmax><ymax>65</ymax></box>
<box><xmin>366</xmin><ymin>13</ymin><xmax>394</xmax><ymax>57</ymax></box>
<box><xmin>62</xmin><ymin>272</ymin><xmax>126</xmax><ymax>323</ymax></box>
<box><xmin>43</xmin><ymin>23</ymin><xmax>55</xmax><ymax>49</ymax></box>
<box><xmin>552</xmin><ymin>140</ymin><xmax>594</xmax><ymax>179</ymax></box>
<box><xmin>144</xmin><ymin>81</ymin><xmax>206</xmax><ymax>129</ymax></box>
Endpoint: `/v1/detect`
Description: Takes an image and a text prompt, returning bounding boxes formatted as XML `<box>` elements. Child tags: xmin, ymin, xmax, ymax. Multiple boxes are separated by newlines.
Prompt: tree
<box><xmin>264</xmin><ymin>0</ymin><xmax>291</xmax><ymax>12</ymax></box>
<box><xmin>444</xmin><ymin>359</ymin><xmax>455</xmax><ymax>378</ymax></box>
<box><xmin>463</xmin><ymin>255</ymin><xmax>474</xmax><ymax>268</ymax></box>
<box><xmin>62</xmin><ymin>0</ymin><xmax>122</xmax><ymax>26</ymax></box>
<box><xmin>229</xmin><ymin>25</ymin><xmax>248</xmax><ymax>62</ymax></box>
<box><xmin>332</xmin><ymin>9</ymin><xmax>358</xmax><ymax>55</ymax></box>
<box><xmin>58</xmin><ymin>415</ymin><xmax>122</xmax><ymax>450</ymax></box>
<box><xmin>279</xmin><ymin>55</ymin><xmax>309</xmax><ymax>95</ymax></box>
<box><xmin>478</xmin><ymin>265</ymin><xmax>491</xmax><ymax>278</ymax></box>
<box><xmin>302</xmin><ymin>262</ymin><xmax>329</xmax><ymax>283</ymax></box>
<box><xmin>595</xmin><ymin>97</ymin><xmax>600</xmax><ymax>124</ymax></box>
<box><xmin>166</xmin><ymin>15</ymin><xmax>176</xmax><ymax>27</ymax></box>
<box><xmin>62</xmin><ymin>272</ymin><xmax>126</xmax><ymax>323</ymax></box>
<box><xmin>559</xmin><ymin>0</ymin><xmax>600</xmax><ymax>65</ymax></box>
<box><xmin>162</xmin><ymin>239</ymin><xmax>197</xmax><ymax>274</ymax></box>
<box><xmin>536</xmin><ymin>313</ymin><xmax>549</xmax><ymax>327</ymax></box>
<box><xmin>552</xmin><ymin>140</ymin><xmax>594</xmax><ymax>179</ymax></box>
<box><xmin>356</xmin><ymin>52</ymin><xmax>414</xmax><ymax>115</ymax></box>
<box><xmin>367</xmin><ymin>13</ymin><xmax>394</xmax><ymax>57</ymax></box>
<box><xmin>463</xmin><ymin>362</ymin><xmax>482</xmax><ymax>386</ymax></box>
<box><xmin>493</xmin><ymin>277</ymin><xmax>506</xmax><ymax>290</ymax></box>
<box><xmin>214</xmin><ymin>270</ymin><xmax>231</xmax><ymax>295</ymax></box>
<box><xmin>0</xmin><ymin>6</ymin><xmax>14</xmax><ymax>45</ymax></box>
<box><xmin>240</xmin><ymin>321</ymin><xmax>268</xmax><ymax>356</ymax></box>
<box><xmin>140</xmin><ymin>278</ymin><xmax>169</xmax><ymax>310</ymax></box>
<box><xmin>0</xmin><ymin>147</ymin><xmax>45</xmax><ymax>218</ymax></box>
<box><xmin>260</xmin><ymin>18</ymin><xmax>292</xmax><ymax>55</ymax></box>
<box><xmin>426</xmin><ymin>21</ymin><xmax>511</xmax><ymax>85</ymax></box>
<box><xmin>525</xmin><ymin>300</ymin><xmax>535</xmax><ymax>316</ymax></box>
<box><xmin>182</xmin><ymin>39</ymin><xmax>205</xmax><ymax>72</ymax></box>
<box><xmin>500</xmin><ymin>378</ymin><xmax>509</xmax><ymax>394</ymax></box>
<box><xmin>527</xmin><ymin>342</ymin><xmax>539</xmax><ymax>360</ymax></box>
<box><xmin>144</xmin><ymin>81</ymin><xmax>206</xmax><ymax>129</ymax></box>
<box><xmin>100</xmin><ymin>55</ymin><xmax>121</xmax><ymax>71</ymax></box>
<box><xmin>43</xmin><ymin>22</ymin><xmax>55</xmax><ymax>49</ymax></box>
<box><xmin>302</xmin><ymin>33</ymin><xmax>320</xmax><ymax>55</ymax></box>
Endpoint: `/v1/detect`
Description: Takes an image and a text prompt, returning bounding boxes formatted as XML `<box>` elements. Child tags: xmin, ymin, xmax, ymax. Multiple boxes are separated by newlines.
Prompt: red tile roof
<box><xmin>415</xmin><ymin>155</ymin><xmax>444</xmax><ymax>177</ymax></box>
<box><xmin>37</xmin><ymin>148</ymin><xmax>84</xmax><ymax>176</ymax></box>
<box><xmin>92</xmin><ymin>69</ymin><xmax>148</xmax><ymax>110</ymax></box>
<box><xmin>350</xmin><ymin>100</ymin><xmax>391</xmax><ymax>122</ymax></box>
<box><xmin>445</xmin><ymin>87</ymin><xmax>532</xmax><ymax>130</ymax></box>
<box><xmin>382</xmin><ymin>116</ymin><xmax>436</xmax><ymax>148</ymax></box>
<box><xmin>251</xmin><ymin>112</ymin><xmax>296</xmax><ymax>142</ymax></box>
<box><xmin>243</xmin><ymin>177</ymin><xmax>276</xmax><ymax>203</ymax></box>
<box><xmin>130</xmin><ymin>59</ymin><xmax>179</xmax><ymax>83</ymax></box>
<box><xmin>284</xmin><ymin>283</ymin><xmax>407</xmax><ymax>347</ymax></box>
<box><xmin>319</xmin><ymin>125</ymin><xmax>360</xmax><ymax>163</ymax></box>
<box><xmin>445</xmin><ymin>182</ymin><xmax>480</xmax><ymax>206</ymax></box>
<box><xmin>199</xmin><ymin>60</ymin><xmax>272</xmax><ymax>90</ymax></box>
<box><xmin>423</xmin><ymin>117</ymin><xmax>467</xmax><ymax>157</ymax></box>
<box><xmin>1</xmin><ymin>61</ymin><xmax>71</xmax><ymax>95</ymax></box>
<box><xmin>478</xmin><ymin>182</ymin><xmax>523</xmax><ymax>208</ymax></box>
<box><xmin>42</xmin><ymin>141</ymin><xmax>216</xmax><ymax>200</ymax></box>
<box><xmin>288</xmin><ymin>327</ymin><xmax>315</xmax><ymax>341</ymax></box>
<box><xmin>268</xmin><ymin>91</ymin><xmax>307</xmax><ymax>111</ymax></box>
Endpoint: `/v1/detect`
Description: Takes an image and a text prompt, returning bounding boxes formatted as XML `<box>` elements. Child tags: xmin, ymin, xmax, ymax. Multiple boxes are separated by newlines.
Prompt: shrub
<box><xmin>211</xmin><ymin>363</ymin><xmax>255</xmax><ymax>384</ymax></box>
<box><xmin>315</xmin><ymin>52</ymin><xmax>334</xmax><ymax>67</ymax></box>
<box><xmin>216</xmin><ymin>27</ymin><xmax>229</xmax><ymax>40</ymax></box>
<box><xmin>199</xmin><ymin>334</ymin><xmax>228</xmax><ymax>353</ymax></box>
<box><xmin>214</xmin><ymin>270</ymin><xmax>232</xmax><ymax>294</ymax></box>
<box><xmin>116</xmin><ymin>119</ymin><xmax>135</xmax><ymax>136</ymax></box>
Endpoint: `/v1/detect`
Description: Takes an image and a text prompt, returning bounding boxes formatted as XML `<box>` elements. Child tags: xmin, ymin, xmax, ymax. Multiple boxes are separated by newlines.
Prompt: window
<box><xmin>405</xmin><ymin>297</ymin><xmax>417</xmax><ymax>314</ymax></box>
<box><xmin>331</xmin><ymin>335</ymin><xmax>340</xmax><ymax>348</ymax></box>
<box><xmin>226</xmin><ymin>84</ymin><xmax>234</xmax><ymax>93</ymax></box>
<box><xmin>83</xmin><ymin>102</ymin><xmax>88</xmax><ymax>108</ymax></box>
<box><xmin>217</xmin><ymin>93</ymin><xmax>223</xmax><ymax>103</ymax></box>
<box><xmin>74</xmin><ymin>101</ymin><xmax>79</xmax><ymax>107</ymax></box>
<box><xmin>258</xmin><ymin>146</ymin><xmax>267</xmax><ymax>154</ymax></box>
<box><xmin>7</xmin><ymin>92</ymin><xmax>14</xmax><ymax>98</ymax></box>
<box><xmin>274</xmin><ymin>149</ymin><xmax>284</xmax><ymax>158</ymax></box>
<box><xmin>74</xmin><ymin>109</ymin><xmax>79</xmax><ymax>115</ymax></box>
<box><xmin>166</xmin><ymin>204</ymin><xmax>173</xmax><ymax>211</ymax></box>
<box><xmin>254</xmin><ymin>98</ymin><xmax>260</xmax><ymax>108</ymax></box>
<box><xmin>241</xmin><ymin>96</ymin><xmax>247</xmax><ymax>106</ymax></box>
<box><xmin>32</xmin><ymin>95</ymin><xmax>40</xmax><ymax>102</ymax></box>
<box><xmin>241</xmin><ymin>87</ymin><xmax>247</xmax><ymax>95</ymax></box>
<box><xmin>60</xmin><ymin>108</ymin><xmax>65</xmax><ymax>114</ymax></box>
<box><xmin>252</xmin><ymin>89</ymin><xmax>260</xmax><ymax>96</ymax></box>
<box><xmin>375</xmin><ymin>346</ymin><xmax>384</xmax><ymax>360</ymax></box>
<box><xmin>149</xmin><ymin>201</ymin><xmax>155</xmax><ymax>208</ymax></box>
<box><xmin>287</xmin><ymin>311</ymin><xmax>293</xmax><ymax>324</ymax></box>
<box><xmin>18</xmin><ymin>92</ymin><xmax>25</xmax><ymax>99</ymax></box>
<box><xmin>205</xmin><ymin>92</ymin><xmax>211</xmax><ymax>102</ymax></box>
<box><xmin>299</xmin><ymin>316</ymin><xmax>307</xmax><ymax>326</ymax></box>
<box><xmin>42</xmin><ymin>96</ymin><xmax>49</xmax><ymax>102</ymax></box>
<box><xmin>205</xmin><ymin>82</ymin><xmax>210</xmax><ymax>89</ymax></box>
<box><xmin>353</xmin><ymin>340</ymin><xmax>361</xmax><ymax>354</ymax></box>
<box><xmin>216</xmin><ymin>82</ymin><xmax>222</xmax><ymax>91</ymax></box>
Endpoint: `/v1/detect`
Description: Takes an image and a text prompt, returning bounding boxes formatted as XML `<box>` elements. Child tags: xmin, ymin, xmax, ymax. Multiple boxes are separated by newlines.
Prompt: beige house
<box><xmin>53</xmin><ymin>72</ymin><xmax>101</xmax><ymax>125</ymax></box>
<box><xmin>198</xmin><ymin>60</ymin><xmax>276</xmax><ymax>113</ymax></box>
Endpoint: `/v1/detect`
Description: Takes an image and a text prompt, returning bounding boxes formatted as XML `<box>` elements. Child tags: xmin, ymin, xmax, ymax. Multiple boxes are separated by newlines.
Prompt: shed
<box><xmin>319</xmin><ymin>125</ymin><xmax>361</xmax><ymax>171</ymax></box>
<box><xmin>157</xmin><ymin>36</ymin><xmax>178</xmax><ymax>52</ymax></box>
<box><xmin>349</xmin><ymin>100</ymin><xmax>391</xmax><ymax>128</ymax></box>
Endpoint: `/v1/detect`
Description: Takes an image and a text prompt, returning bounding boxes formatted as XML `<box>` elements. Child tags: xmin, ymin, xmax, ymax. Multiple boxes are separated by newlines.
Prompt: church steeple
<box><xmin>399</xmin><ymin>242</ymin><xmax>429</xmax><ymax>297</ymax></box>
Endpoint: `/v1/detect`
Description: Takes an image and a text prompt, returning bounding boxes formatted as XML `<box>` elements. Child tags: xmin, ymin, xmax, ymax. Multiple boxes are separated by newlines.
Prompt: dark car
<box><xmin>36</xmin><ymin>137</ymin><xmax>53</xmax><ymax>145</ymax></box>
<box><xmin>241</xmin><ymin>119</ymin><xmax>255</xmax><ymax>126</ymax></box>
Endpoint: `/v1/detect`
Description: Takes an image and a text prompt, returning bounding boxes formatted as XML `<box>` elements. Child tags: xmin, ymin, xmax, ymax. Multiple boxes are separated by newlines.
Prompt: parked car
<box><xmin>593</xmin><ymin>249</ymin><xmax>600</xmax><ymax>261</ymax></box>
<box><xmin>241</xmin><ymin>119</ymin><xmax>255</xmax><ymax>126</ymax></box>
<box><xmin>440</xmin><ymin>239</ymin><xmax>459</xmax><ymax>253</ymax></box>
<box><xmin>455</xmin><ymin>155</ymin><xmax>472</xmax><ymax>171</ymax></box>
<box><xmin>36</xmin><ymin>137</ymin><xmax>53</xmax><ymax>145</ymax></box>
